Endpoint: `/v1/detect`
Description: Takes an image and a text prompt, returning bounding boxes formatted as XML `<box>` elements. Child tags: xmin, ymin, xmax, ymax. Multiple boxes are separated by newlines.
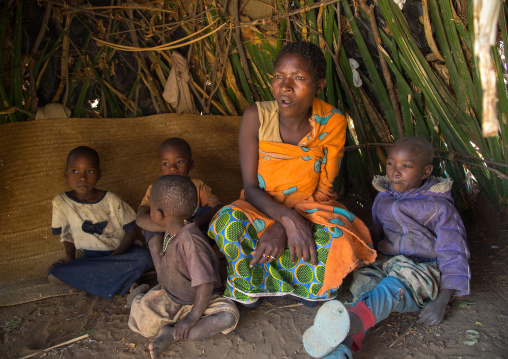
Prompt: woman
<box><xmin>208</xmin><ymin>41</ymin><xmax>376</xmax><ymax>306</ymax></box>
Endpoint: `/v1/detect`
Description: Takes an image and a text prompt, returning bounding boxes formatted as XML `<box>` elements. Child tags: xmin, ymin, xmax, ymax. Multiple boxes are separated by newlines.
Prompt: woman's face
<box><xmin>271</xmin><ymin>53</ymin><xmax>325</xmax><ymax>121</ymax></box>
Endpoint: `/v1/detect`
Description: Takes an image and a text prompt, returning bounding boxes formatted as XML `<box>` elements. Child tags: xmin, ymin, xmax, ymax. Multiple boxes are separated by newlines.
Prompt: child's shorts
<box><xmin>128</xmin><ymin>284</ymin><xmax>240</xmax><ymax>338</ymax></box>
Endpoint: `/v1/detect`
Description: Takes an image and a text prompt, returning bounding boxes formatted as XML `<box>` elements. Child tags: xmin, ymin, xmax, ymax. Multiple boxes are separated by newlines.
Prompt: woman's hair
<box><xmin>66</xmin><ymin>146</ymin><xmax>100</xmax><ymax>168</ymax></box>
<box><xmin>273</xmin><ymin>41</ymin><xmax>326</xmax><ymax>80</ymax></box>
<box><xmin>150</xmin><ymin>175</ymin><xmax>197</xmax><ymax>220</ymax></box>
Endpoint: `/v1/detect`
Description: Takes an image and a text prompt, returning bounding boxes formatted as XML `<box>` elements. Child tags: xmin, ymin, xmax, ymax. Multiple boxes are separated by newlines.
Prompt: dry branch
<box><xmin>359</xmin><ymin>0</ymin><xmax>404</xmax><ymax>138</ymax></box>
<box><xmin>52</xmin><ymin>14</ymin><xmax>72</xmax><ymax>103</ymax></box>
<box><xmin>93</xmin><ymin>19</ymin><xmax>227</xmax><ymax>52</ymax></box>
<box><xmin>474</xmin><ymin>0</ymin><xmax>501</xmax><ymax>137</ymax></box>
<box><xmin>18</xmin><ymin>334</ymin><xmax>89</xmax><ymax>359</ymax></box>
<box><xmin>422</xmin><ymin>0</ymin><xmax>445</xmax><ymax>62</ymax></box>
<box><xmin>233</xmin><ymin>0</ymin><xmax>260</xmax><ymax>102</ymax></box>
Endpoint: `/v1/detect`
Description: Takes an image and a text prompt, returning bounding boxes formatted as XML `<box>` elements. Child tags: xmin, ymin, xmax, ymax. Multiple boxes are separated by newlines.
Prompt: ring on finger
<box><xmin>262</xmin><ymin>253</ymin><xmax>270</xmax><ymax>259</ymax></box>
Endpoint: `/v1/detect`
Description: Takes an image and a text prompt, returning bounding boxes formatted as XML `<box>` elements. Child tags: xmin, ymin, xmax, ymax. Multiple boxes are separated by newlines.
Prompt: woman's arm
<box><xmin>239</xmin><ymin>104</ymin><xmax>317</xmax><ymax>266</ymax></box>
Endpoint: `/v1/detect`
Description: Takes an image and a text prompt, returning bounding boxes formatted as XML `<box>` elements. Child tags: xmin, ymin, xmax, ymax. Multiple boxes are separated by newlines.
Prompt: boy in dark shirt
<box><xmin>128</xmin><ymin>175</ymin><xmax>239</xmax><ymax>359</ymax></box>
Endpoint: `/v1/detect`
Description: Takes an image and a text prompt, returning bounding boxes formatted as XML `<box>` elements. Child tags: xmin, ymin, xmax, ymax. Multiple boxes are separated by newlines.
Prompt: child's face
<box><xmin>65</xmin><ymin>154</ymin><xmax>101</xmax><ymax>196</ymax></box>
<box><xmin>386</xmin><ymin>144</ymin><xmax>432</xmax><ymax>193</ymax></box>
<box><xmin>272</xmin><ymin>53</ymin><xmax>325</xmax><ymax>120</ymax></box>
<box><xmin>159</xmin><ymin>145</ymin><xmax>193</xmax><ymax>177</ymax></box>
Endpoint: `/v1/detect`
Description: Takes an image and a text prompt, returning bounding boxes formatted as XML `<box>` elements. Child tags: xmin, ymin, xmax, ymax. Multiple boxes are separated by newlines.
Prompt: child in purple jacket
<box><xmin>303</xmin><ymin>137</ymin><xmax>470</xmax><ymax>359</ymax></box>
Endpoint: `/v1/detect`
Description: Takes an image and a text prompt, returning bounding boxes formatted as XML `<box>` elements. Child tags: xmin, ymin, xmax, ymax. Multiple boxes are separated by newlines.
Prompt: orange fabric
<box><xmin>231</xmin><ymin>98</ymin><xmax>376</xmax><ymax>295</ymax></box>
<box><xmin>139</xmin><ymin>178</ymin><xmax>221</xmax><ymax>209</ymax></box>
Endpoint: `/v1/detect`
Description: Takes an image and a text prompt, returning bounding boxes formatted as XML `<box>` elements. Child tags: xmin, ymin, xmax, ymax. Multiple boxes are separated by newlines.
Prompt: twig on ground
<box><xmin>389</xmin><ymin>320</ymin><xmax>416</xmax><ymax>348</ymax></box>
<box><xmin>18</xmin><ymin>334</ymin><xmax>89</xmax><ymax>359</ymax></box>
<box><xmin>294</xmin><ymin>345</ymin><xmax>304</xmax><ymax>355</ymax></box>
<box><xmin>65</xmin><ymin>314</ymin><xmax>87</xmax><ymax>321</ymax></box>
<box><xmin>264</xmin><ymin>303</ymin><xmax>301</xmax><ymax>314</ymax></box>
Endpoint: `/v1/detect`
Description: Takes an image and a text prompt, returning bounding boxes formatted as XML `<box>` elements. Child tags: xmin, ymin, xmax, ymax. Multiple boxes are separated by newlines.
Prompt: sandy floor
<box><xmin>1</xmin><ymin>196</ymin><xmax>507</xmax><ymax>359</ymax></box>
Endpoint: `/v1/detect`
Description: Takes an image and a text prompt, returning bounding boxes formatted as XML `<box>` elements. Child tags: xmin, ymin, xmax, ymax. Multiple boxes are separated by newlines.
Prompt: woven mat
<box><xmin>0</xmin><ymin>114</ymin><xmax>242</xmax><ymax>307</ymax></box>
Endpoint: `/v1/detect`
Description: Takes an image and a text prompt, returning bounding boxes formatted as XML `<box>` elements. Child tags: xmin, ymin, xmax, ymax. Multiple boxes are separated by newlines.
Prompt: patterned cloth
<box><xmin>210</xmin><ymin>210</ymin><xmax>341</xmax><ymax>302</ymax></box>
<box><xmin>208</xmin><ymin>98</ymin><xmax>376</xmax><ymax>304</ymax></box>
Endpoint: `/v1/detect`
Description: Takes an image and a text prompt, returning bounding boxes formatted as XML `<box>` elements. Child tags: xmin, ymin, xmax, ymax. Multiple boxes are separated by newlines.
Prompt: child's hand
<box><xmin>110</xmin><ymin>229</ymin><xmax>136</xmax><ymax>257</ymax></box>
<box><xmin>282</xmin><ymin>212</ymin><xmax>317</xmax><ymax>266</ymax></box>
<box><xmin>250</xmin><ymin>222</ymin><xmax>287</xmax><ymax>267</ymax></box>
<box><xmin>417</xmin><ymin>300</ymin><xmax>446</xmax><ymax>326</ymax></box>
<box><xmin>174</xmin><ymin>314</ymin><xmax>199</xmax><ymax>340</ymax></box>
<box><xmin>417</xmin><ymin>288</ymin><xmax>454</xmax><ymax>326</ymax></box>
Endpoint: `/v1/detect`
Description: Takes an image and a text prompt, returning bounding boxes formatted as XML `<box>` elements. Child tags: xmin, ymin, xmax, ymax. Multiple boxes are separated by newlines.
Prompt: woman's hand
<box><xmin>250</xmin><ymin>221</ymin><xmax>288</xmax><ymax>267</ymax></box>
<box><xmin>282</xmin><ymin>212</ymin><xmax>318</xmax><ymax>266</ymax></box>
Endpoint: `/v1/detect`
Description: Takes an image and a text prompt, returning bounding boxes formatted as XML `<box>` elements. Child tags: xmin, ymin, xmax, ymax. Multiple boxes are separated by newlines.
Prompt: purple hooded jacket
<box><xmin>372</xmin><ymin>176</ymin><xmax>470</xmax><ymax>297</ymax></box>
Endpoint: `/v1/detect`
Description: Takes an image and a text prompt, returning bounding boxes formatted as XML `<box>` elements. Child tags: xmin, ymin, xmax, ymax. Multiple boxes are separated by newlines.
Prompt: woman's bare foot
<box><xmin>125</xmin><ymin>283</ymin><xmax>150</xmax><ymax>308</ymax></box>
<box><xmin>148</xmin><ymin>325</ymin><xmax>175</xmax><ymax>359</ymax></box>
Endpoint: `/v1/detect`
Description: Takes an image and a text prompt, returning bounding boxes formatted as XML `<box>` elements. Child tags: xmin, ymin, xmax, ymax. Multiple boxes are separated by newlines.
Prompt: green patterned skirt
<box><xmin>208</xmin><ymin>207</ymin><xmax>338</xmax><ymax>304</ymax></box>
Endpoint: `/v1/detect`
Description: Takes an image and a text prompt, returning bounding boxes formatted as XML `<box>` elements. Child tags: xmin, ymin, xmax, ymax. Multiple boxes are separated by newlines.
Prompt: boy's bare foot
<box><xmin>125</xmin><ymin>283</ymin><xmax>150</xmax><ymax>308</ymax></box>
<box><xmin>149</xmin><ymin>325</ymin><xmax>175</xmax><ymax>359</ymax></box>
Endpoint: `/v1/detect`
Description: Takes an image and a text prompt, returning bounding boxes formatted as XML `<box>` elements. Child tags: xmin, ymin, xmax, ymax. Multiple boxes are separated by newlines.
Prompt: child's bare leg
<box><xmin>348</xmin><ymin>312</ymin><xmax>364</xmax><ymax>335</ymax></box>
<box><xmin>339</xmin><ymin>313</ymin><xmax>363</xmax><ymax>348</ymax></box>
<box><xmin>148</xmin><ymin>312</ymin><xmax>236</xmax><ymax>358</ymax></box>
<box><xmin>149</xmin><ymin>325</ymin><xmax>175</xmax><ymax>359</ymax></box>
<box><xmin>186</xmin><ymin>311</ymin><xmax>236</xmax><ymax>340</ymax></box>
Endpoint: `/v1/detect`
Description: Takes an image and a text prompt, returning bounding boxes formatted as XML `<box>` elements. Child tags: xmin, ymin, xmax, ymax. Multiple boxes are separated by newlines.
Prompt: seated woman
<box><xmin>208</xmin><ymin>41</ymin><xmax>376</xmax><ymax>306</ymax></box>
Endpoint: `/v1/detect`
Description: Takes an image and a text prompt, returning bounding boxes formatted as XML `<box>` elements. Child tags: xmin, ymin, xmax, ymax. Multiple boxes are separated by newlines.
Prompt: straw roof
<box><xmin>0</xmin><ymin>0</ymin><xmax>506</xmax><ymax>211</ymax></box>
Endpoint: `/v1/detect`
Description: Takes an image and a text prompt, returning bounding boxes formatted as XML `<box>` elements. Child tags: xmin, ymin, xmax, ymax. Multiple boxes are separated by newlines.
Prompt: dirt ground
<box><xmin>1</xmin><ymin>195</ymin><xmax>507</xmax><ymax>359</ymax></box>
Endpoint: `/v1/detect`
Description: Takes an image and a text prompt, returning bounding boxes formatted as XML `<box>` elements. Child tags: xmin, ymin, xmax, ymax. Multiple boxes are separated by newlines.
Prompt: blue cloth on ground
<box><xmin>48</xmin><ymin>244</ymin><xmax>153</xmax><ymax>298</ymax></box>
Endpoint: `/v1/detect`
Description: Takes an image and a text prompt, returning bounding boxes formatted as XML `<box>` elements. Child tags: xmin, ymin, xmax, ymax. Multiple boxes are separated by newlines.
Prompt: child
<box><xmin>128</xmin><ymin>175</ymin><xmax>239</xmax><ymax>359</ymax></box>
<box><xmin>48</xmin><ymin>146</ymin><xmax>153</xmax><ymax>298</ymax></box>
<box><xmin>303</xmin><ymin>137</ymin><xmax>470</xmax><ymax>358</ymax></box>
<box><xmin>136</xmin><ymin>137</ymin><xmax>222</xmax><ymax>241</ymax></box>
<box><xmin>207</xmin><ymin>41</ymin><xmax>375</xmax><ymax>307</ymax></box>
